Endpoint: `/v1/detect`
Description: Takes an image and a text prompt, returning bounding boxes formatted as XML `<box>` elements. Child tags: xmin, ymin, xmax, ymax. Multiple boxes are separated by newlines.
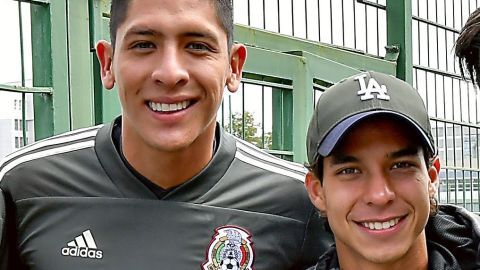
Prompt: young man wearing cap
<box><xmin>305</xmin><ymin>71</ymin><xmax>480</xmax><ymax>270</ymax></box>
<box><xmin>0</xmin><ymin>0</ymin><xmax>331</xmax><ymax>269</ymax></box>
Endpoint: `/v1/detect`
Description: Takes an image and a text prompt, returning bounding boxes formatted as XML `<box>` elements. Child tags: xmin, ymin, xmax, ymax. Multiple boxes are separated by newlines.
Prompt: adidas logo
<box><xmin>61</xmin><ymin>230</ymin><xmax>103</xmax><ymax>259</ymax></box>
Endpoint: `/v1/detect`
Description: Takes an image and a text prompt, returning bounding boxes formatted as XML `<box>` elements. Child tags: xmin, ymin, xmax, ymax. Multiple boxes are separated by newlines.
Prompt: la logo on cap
<box><xmin>355</xmin><ymin>74</ymin><xmax>390</xmax><ymax>101</ymax></box>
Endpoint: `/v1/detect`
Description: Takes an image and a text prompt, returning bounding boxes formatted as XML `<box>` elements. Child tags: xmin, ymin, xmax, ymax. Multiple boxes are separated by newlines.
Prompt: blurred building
<box><xmin>0</xmin><ymin>92</ymin><xmax>34</xmax><ymax>159</ymax></box>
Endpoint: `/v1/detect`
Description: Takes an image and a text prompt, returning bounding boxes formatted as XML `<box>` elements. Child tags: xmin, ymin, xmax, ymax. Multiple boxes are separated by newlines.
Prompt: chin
<box><xmin>361</xmin><ymin>246</ymin><xmax>408</xmax><ymax>265</ymax></box>
<box><xmin>150</xmin><ymin>139</ymin><xmax>191</xmax><ymax>152</ymax></box>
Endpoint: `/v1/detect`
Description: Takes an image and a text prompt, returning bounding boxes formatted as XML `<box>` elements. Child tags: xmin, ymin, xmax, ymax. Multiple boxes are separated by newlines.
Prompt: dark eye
<box><xmin>132</xmin><ymin>42</ymin><xmax>155</xmax><ymax>49</ymax></box>
<box><xmin>187</xmin><ymin>42</ymin><xmax>210</xmax><ymax>51</ymax></box>
<box><xmin>339</xmin><ymin>168</ymin><xmax>359</xmax><ymax>175</ymax></box>
<box><xmin>392</xmin><ymin>162</ymin><xmax>413</xmax><ymax>169</ymax></box>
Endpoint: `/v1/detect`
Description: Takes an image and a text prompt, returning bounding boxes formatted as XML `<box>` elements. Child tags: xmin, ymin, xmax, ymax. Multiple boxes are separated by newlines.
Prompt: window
<box><xmin>14</xmin><ymin>119</ymin><xmax>23</xmax><ymax>131</ymax></box>
<box><xmin>14</xmin><ymin>136</ymin><xmax>23</xmax><ymax>148</ymax></box>
<box><xmin>13</xmin><ymin>99</ymin><xmax>22</xmax><ymax>111</ymax></box>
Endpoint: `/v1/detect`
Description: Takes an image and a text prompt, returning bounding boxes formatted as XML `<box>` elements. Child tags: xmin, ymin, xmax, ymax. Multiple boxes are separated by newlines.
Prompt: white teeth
<box><xmin>149</xmin><ymin>101</ymin><xmax>190</xmax><ymax>112</ymax></box>
<box><xmin>362</xmin><ymin>218</ymin><xmax>400</xmax><ymax>230</ymax></box>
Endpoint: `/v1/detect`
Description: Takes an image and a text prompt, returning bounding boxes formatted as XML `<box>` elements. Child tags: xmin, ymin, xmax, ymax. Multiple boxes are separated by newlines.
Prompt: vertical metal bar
<box><xmin>18</xmin><ymin>2</ymin><xmax>26</xmax><ymax>88</ymax></box>
<box><xmin>470</xmin><ymin>170</ymin><xmax>474</xmax><ymax>211</ymax></box>
<box><xmin>247</xmin><ymin>0</ymin><xmax>251</xmax><ymax>26</ymax></box>
<box><xmin>17</xmin><ymin>2</ymin><xmax>28</xmax><ymax>146</ymax></box>
<box><xmin>305</xmin><ymin>0</ymin><xmax>308</xmax><ymax>39</ymax></box>
<box><xmin>443</xmin><ymin>74</ymin><xmax>447</xmax><ymax>123</ymax></box>
<box><xmin>434</xmin><ymin>74</ymin><xmax>438</xmax><ymax>117</ymax></box>
<box><xmin>468</xmin><ymin>82</ymin><xmax>472</xmax><ymax>124</ymax></box>
<box><xmin>459</xmin><ymin>79</ymin><xmax>463</xmax><ymax>122</ymax></box>
<box><xmin>425</xmin><ymin>72</ymin><xmax>429</xmax><ymax>112</ymax></box>
<box><xmin>387</xmin><ymin>0</ymin><xmax>413</xmax><ymax>83</ymax></box>
<box><xmin>435</xmin><ymin>0</ymin><xmax>439</xmax><ymax>70</ymax></box>
<box><xmin>317</xmin><ymin>0</ymin><xmax>321</xmax><ymax>41</ymax></box>
<box><xmin>415</xmin><ymin>68</ymin><xmax>418</xmax><ymax>93</ymax></box>
<box><xmin>365</xmin><ymin>2</ymin><xmax>368</xmax><ymax>53</ymax></box>
<box><xmin>228</xmin><ymin>93</ymin><xmax>233</xmax><ymax>133</ymax></box>
<box><xmin>353</xmin><ymin>0</ymin><xmax>357</xmax><ymax>49</ymax></box>
<box><xmin>461</xmin><ymin>125</ymin><xmax>465</xmax><ymax>169</ymax></box>
<box><xmin>263</xmin><ymin>0</ymin><xmax>266</xmax><ymax>29</ymax></box>
<box><xmin>261</xmin><ymin>86</ymin><xmax>265</xmax><ymax>148</ymax></box>
<box><xmin>31</xmin><ymin>1</ymin><xmax>55</xmax><ymax>140</ymax></box>
<box><xmin>477</xmin><ymin>130</ymin><xmax>480</xmax><ymax>210</ymax></box>
<box><xmin>417</xmin><ymin>17</ymin><xmax>421</xmax><ymax>67</ymax></box>
<box><xmin>444</xmin><ymin>0</ymin><xmax>448</xmax><ymax>72</ymax></box>
<box><xmin>469</xmin><ymin>135</ymin><xmax>474</xmax><ymax>209</ymax></box>
<box><xmin>376</xmin><ymin>1</ymin><xmax>379</xmax><ymax>56</ymax></box>
<box><xmin>242</xmin><ymin>84</ymin><xmax>245</xmax><ymax>139</ymax></box>
<box><xmin>462</xmin><ymin>170</ymin><xmax>466</xmax><ymax>208</ymax></box>
<box><xmin>460</xmin><ymin>0</ymin><xmax>464</xmax><ymax>29</ymax></box>
<box><xmin>469</xmin><ymin>128</ymin><xmax>473</xmax><ymax>169</ymax></box>
<box><xmin>22</xmin><ymin>93</ymin><xmax>26</xmax><ymax>146</ymax></box>
<box><xmin>277</xmin><ymin>0</ymin><xmax>281</xmax><ymax>32</ymax></box>
<box><xmin>426</xmin><ymin>0</ymin><xmax>431</xmax><ymax>68</ymax></box>
<box><xmin>330</xmin><ymin>0</ymin><xmax>334</xmax><ymax>43</ymax></box>
<box><xmin>341</xmin><ymin>0</ymin><xmax>345</xmax><ymax>46</ymax></box>
<box><xmin>89</xmin><ymin>0</ymin><xmax>105</xmax><ymax>125</ymax></box>
<box><xmin>65</xmin><ymin>0</ymin><xmax>73</xmax><ymax>131</ymax></box>
<box><xmin>477</xmin><ymin>128</ymin><xmax>479</xmax><ymax>170</ymax></box>
<box><xmin>291</xmin><ymin>0</ymin><xmax>295</xmax><ymax>36</ymax></box>
<box><xmin>453</xmin><ymin>1</ymin><xmax>457</xmax><ymax>74</ymax></box>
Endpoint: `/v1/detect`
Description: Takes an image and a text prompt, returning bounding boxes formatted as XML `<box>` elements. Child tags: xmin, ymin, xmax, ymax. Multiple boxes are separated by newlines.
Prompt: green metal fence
<box><xmin>0</xmin><ymin>1</ymin><xmax>52</xmax><ymax>158</ymax></box>
<box><xmin>2</xmin><ymin>0</ymin><xmax>480</xmax><ymax>211</ymax></box>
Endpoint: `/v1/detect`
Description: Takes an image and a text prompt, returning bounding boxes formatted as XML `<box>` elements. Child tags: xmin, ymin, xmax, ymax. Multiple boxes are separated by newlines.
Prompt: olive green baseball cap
<box><xmin>306</xmin><ymin>71</ymin><xmax>435</xmax><ymax>164</ymax></box>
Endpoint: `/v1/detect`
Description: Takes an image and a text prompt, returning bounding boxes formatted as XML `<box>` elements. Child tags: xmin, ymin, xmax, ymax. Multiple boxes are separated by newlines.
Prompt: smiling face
<box><xmin>96</xmin><ymin>0</ymin><xmax>246</xmax><ymax>165</ymax></box>
<box><xmin>306</xmin><ymin>117</ymin><xmax>438</xmax><ymax>269</ymax></box>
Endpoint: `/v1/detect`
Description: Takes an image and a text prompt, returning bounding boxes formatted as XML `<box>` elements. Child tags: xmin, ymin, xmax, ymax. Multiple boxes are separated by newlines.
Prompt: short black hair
<box><xmin>109</xmin><ymin>0</ymin><xmax>234</xmax><ymax>53</ymax></box>
<box><xmin>456</xmin><ymin>8</ymin><xmax>480</xmax><ymax>88</ymax></box>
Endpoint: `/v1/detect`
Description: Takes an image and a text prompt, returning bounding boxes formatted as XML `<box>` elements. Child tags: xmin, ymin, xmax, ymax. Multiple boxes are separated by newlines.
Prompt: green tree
<box><xmin>225</xmin><ymin>111</ymin><xmax>272</xmax><ymax>149</ymax></box>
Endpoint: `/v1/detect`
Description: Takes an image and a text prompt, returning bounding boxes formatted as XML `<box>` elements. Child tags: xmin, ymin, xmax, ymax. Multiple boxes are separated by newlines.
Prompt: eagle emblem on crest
<box><xmin>202</xmin><ymin>226</ymin><xmax>254</xmax><ymax>270</ymax></box>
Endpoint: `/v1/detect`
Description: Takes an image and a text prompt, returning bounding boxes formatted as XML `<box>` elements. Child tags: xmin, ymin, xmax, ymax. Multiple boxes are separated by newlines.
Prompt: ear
<box><xmin>96</xmin><ymin>40</ymin><xmax>116</xmax><ymax>90</ymax></box>
<box><xmin>305</xmin><ymin>171</ymin><xmax>327</xmax><ymax>213</ymax></box>
<box><xmin>226</xmin><ymin>44</ymin><xmax>247</xmax><ymax>93</ymax></box>
<box><xmin>427</xmin><ymin>157</ymin><xmax>440</xmax><ymax>197</ymax></box>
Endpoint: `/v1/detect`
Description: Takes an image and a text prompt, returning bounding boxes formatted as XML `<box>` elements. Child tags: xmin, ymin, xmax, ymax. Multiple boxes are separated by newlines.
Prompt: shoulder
<box><xmin>230</xmin><ymin>134</ymin><xmax>307</xmax><ymax>183</ymax></box>
<box><xmin>426</xmin><ymin>204</ymin><xmax>480</xmax><ymax>269</ymax></box>
<box><xmin>429</xmin><ymin>204</ymin><xmax>480</xmax><ymax>232</ymax></box>
<box><xmin>0</xmin><ymin>188</ymin><xmax>4</xmax><ymax>247</ymax></box>
<box><xmin>0</xmin><ymin>125</ymin><xmax>102</xmax><ymax>184</ymax></box>
<box><xmin>210</xmin><ymin>132</ymin><xmax>312</xmax><ymax>219</ymax></box>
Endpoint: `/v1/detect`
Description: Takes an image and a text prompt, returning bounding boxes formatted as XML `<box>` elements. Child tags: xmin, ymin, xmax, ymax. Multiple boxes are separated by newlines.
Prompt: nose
<box><xmin>363</xmin><ymin>173</ymin><xmax>396</xmax><ymax>206</ymax></box>
<box><xmin>151</xmin><ymin>46</ymin><xmax>189</xmax><ymax>88</ymax></box>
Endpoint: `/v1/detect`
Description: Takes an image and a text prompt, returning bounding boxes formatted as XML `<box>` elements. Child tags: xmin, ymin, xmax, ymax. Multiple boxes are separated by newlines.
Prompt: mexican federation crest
<box><xmin>202</xmin><ymin>225</ymin><xmax>254</xmax><ymax>270</ymax></box>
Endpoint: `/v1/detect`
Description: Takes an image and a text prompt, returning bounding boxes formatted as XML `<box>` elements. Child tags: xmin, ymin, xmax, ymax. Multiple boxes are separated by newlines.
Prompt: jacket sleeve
<box><xmin>0</xmin><ymin>188</ymin><xmax>7</xmax><ymax>270</ymax></box>
<box><xmin>0</xmin><ymin>187</ymin><xmax>27</xmax><ymax>270</ymax></box>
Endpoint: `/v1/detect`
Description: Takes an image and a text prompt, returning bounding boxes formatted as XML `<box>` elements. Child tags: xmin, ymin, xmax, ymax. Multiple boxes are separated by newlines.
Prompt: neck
<box><xmin>121</xmin><ymin>124</ymin><xmax>217</xmax><ymax>189</ymax></box>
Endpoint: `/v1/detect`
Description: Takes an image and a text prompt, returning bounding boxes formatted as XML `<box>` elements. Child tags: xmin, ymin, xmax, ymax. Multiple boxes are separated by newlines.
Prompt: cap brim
<box><xmin>317</xmin><ymin>111</ymin><xmax>435</xmax><ymax>157</ymax></box>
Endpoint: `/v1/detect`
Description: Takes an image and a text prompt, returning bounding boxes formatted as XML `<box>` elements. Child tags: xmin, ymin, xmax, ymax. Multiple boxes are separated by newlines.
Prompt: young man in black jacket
<box><xmin>305</xmin><ymin>71</ymin><xmax>480</xmax><ymax>270</ymax></box>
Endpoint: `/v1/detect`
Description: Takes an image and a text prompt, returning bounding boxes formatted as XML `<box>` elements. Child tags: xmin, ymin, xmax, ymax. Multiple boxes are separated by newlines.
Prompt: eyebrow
<box><xmin>124</xmin><ymin>26</ymin><xmax>219</xmax><ymax>43</ymax></box>
<box><xmin>329</xmin><ymin>146</ymin><xmax>420</xmax><ymax>166</ymax></box>
<box><xmin>329</xmin><ymin>154</ymin><xmax>359</xmax><ymax>166</ymax></box>
<box><xmin>124</xmin><ymin>27</ymin><xmax>160</xmax><ymax>38</ymax></box>
<box><xmin>388</xmin><ymin>146</ymin><xmax>421</xmax><ymax>159</ymax></box>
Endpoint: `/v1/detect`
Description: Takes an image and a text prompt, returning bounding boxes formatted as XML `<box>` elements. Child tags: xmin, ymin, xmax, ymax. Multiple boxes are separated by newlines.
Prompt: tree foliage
<box><xmin>225</xmin><ymin>111</ymin><xmax>272</xmax><ymax>149</ymax></box>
